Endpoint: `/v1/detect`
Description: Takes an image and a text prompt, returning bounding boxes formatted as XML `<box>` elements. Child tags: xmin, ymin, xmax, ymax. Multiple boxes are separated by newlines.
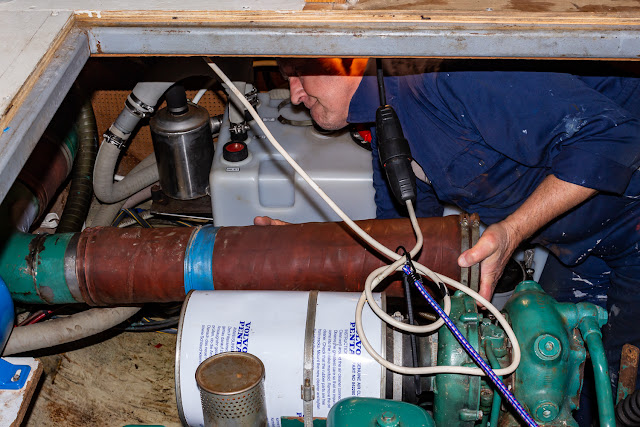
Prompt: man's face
<box><xmin>280</xmin><ymin>59</ymin><xmax>367</xmax><ymax>131</ymax></box>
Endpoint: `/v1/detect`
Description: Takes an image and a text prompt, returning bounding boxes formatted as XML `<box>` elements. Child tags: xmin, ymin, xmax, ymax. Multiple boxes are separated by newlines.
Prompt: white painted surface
<box><xmin>0</xmin><ymin>11</ymin><xmax>72</xmax><ymax>123</ymax></box>
<box><xmin>0</xmin><ymin>0</ymin><xmax>304</xmax><ymax>123</ymax></box>
<box><xmin>0</xmin><ymin>357</ymin><xmax>42</xmax><ymax>426</ymax></box>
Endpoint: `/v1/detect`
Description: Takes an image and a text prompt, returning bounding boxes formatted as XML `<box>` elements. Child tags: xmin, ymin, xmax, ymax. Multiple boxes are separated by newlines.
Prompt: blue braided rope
<box><xmin>401</xmin><ymin>265</ymin><xmax>538</xmax><ymax>427</ymax></box>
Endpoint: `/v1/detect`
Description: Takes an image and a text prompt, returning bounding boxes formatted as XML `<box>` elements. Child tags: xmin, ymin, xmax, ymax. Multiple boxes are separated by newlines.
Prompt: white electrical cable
<box><xmin>192</xmin><ymin>88</ymin><xmax>208</xmax><ymax>104</ymax></box>
<box><xmin>208</xmin><ymin>61</ymin><xmax>521</xmax><ymax>377</ymax></box>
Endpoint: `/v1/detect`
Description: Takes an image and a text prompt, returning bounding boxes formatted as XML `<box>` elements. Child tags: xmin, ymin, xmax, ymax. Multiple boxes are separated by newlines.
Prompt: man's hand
<box><xmin>458</xmin><ymin>222</ymin><xmax>519</xmax><ymax>303</ymax></box>
<box><xmin>455</xmin><ymin>174</ymin><xmax>597</xmax><ymax>305</ymax></box>
<box><xmin>253</xmin><ymin>216</ymin><xmax>290</xmax><ymax>226</ymax></box>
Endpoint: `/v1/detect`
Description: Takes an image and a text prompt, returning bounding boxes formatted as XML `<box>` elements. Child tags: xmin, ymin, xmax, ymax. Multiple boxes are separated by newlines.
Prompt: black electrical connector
<box><xmin>375</xmin><ymin>60</ymin><xmax>417</xmax><ymax>204</ymax></box>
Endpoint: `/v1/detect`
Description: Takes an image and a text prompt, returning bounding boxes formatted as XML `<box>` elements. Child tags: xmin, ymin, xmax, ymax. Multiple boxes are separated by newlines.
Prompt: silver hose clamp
<box><xmin>125</xmin><ymin>94</ymin><xmax>155</xmax><ymax>119</ymax></box>
<box><xmin>246</xmin><ymin>85</ymin><xmax>259</xmax><ymax>108</ymax></box>
<box><xmin>103</xmin><ymin>129</ymin><xmax>127</xmax><ymax>150</ymax></box>
<box><xmin>301</xmin><ymin>290</ymin><xmax>318</xmax><ymax>427</ymax></box>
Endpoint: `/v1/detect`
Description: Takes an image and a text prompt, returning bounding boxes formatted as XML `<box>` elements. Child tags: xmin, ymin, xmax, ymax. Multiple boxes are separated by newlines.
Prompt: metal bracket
<box><xmin>460</xmin><ymin>214</ymin><xmax>470</xmax><ymax>288</ymax></box>
<box><xmin>469</xmin><ymin>213</ymin><xmax>481</xmax><ymax>293</ymax></box>
<box><xmin>459</xmin><ymin>213</ymin><xmax>481</xmax><ymax>292</ymax></box>
<box><xmin>301</xmin><ymin>290</ymin><xmax>318</xmax><ymax>427</ymax></box>
<box><xmin>0</xmin><ymin>358</ymin><xmax>31</xmax><ymax>390</ymax></box>
<box><xmin>391</xmin><ymin>312</ymin><xmax>405</xmax><ymax>401</ymax></box>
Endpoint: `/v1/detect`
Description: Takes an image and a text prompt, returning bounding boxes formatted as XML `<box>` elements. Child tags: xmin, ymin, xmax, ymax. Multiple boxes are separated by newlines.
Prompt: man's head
<box><xmin>278</xmin><ymin>58</ymin><xmax>369</xmax><ymax>130</ymax></box>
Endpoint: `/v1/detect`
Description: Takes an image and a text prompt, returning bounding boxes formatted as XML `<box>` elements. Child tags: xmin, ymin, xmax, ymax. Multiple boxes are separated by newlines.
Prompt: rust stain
<box><xmin>574</xmin><ymin>4</ymin><xmax>640</xmax><ymax>12</ymax></box>
<box><xmin>508</xmin><ymin>0</ymin><xmax>554</xmax><ymax>12</ymax></box>
<box><xmin>95</xmin><ymin>40</ymin><xmax>103</xmax><ymax>54</ymax></box>
<box><xmin>617</xmin><ymin>344</ymin><xmax>640</xmax><ymax>402</ymax></box>
<box><xmin>351</xmin><ymin>0</ymin><xmax>447</xmax><ymax>9</ymax></box>
<box><xmin>25</xmin><ymin>234</ymin><xmax>47</xmax><ymax>282</ymax></box>
<box><xmin>47</xmin><ymin>400</ymin><xmax>101</xmax><ymax>425</ymax></box>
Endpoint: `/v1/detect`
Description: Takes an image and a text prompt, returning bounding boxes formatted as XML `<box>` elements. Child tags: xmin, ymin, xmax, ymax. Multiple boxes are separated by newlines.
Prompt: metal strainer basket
<box><xmin>195</xmin><ymin>352</ymin><xmax>267</xmax><ymax>427</ymax></box>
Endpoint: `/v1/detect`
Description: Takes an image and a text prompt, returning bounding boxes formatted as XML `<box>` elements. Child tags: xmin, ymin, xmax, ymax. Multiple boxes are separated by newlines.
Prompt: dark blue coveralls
<box><xmin>347</xmin><ymin>71</ymin><xmax>640</xmax><ymax>417</ymax></box>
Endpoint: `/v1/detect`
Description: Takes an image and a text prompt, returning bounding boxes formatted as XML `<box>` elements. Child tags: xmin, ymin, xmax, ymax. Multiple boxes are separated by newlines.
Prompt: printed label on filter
<box><xmin>179</xmin><ymin>291</ymin><xmax>382</xmax><ymax>427</ymax></box>
<box><xmin>197</xmin><ymin>320</ymin><xmax>251</xmax><ymax>363</ymax></box>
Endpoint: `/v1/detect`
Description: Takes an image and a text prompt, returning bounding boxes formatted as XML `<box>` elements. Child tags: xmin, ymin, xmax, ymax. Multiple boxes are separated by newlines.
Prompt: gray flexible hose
<box><xmin>92</xmin><ymin>81</ymin><xmax>174</xmax><ymax>204</ymax></box>
<box><xmin>93</xmin><ymin>144</ymin><xmax>158</xmax><ymax>204</ymax></box>
<box><xmin>90</xmin><ymin>154</ymin><xmax>157</xmax><ymax>226</ymax></box>
<box><xmin>3</xmin><ymin>307</ymin><xmax>141</xmax><ymax>355</ymax></box>
<box><xmin>93</xmin><ymin>143</ymin><xmax>159</xmax><ymax>204</ymax></box>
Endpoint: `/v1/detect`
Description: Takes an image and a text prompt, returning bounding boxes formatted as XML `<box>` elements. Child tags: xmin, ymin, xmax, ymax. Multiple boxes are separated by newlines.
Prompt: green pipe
<box><xmin>485</xmin><ymin>341</ymin><xmax>503</xmax><ymax>427</ymax></box>
<box><xmin>577</xmin><ymin>306</ymin><xmax>616</xmax><ymax>427</ymax></box>
<box><xmin>0</xmin><ymin>231</ymin><xmax>80</xmax><ymax>304</ymax></box>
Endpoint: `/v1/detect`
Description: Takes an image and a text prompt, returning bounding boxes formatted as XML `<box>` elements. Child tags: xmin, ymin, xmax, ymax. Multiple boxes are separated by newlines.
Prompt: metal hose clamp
<box><xmin>301</xmin><ymin>290</ymin><xmax>318</xmax><ymax>427</ymax></box>
<box><xmin>125</xmin><ymin>93</ymin><xmax>155</xmax><ymax>118</ymax></box>
<box><xmin>103</xmin><ymin>128</ymin><xmax>127</xmax><ymax>150</ymax></box>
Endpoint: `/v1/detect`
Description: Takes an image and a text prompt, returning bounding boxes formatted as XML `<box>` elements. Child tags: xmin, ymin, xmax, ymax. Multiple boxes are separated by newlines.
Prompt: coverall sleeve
<box><xmin>436</xmin><ymin>72</ymin><xmax>640</xmax><ymax>194</ymax></box>
<box><xmin>371</xmin><ymin>131</ymin><xmax>444</xmax><ymax>219</ymax></box>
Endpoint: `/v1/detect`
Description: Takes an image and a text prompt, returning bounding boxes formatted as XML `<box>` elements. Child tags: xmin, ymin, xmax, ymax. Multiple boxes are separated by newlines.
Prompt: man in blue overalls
<box><xmin>262</xmin><ymin>57</ymin><xmax>640</xmax><ymax>423</ymax></box>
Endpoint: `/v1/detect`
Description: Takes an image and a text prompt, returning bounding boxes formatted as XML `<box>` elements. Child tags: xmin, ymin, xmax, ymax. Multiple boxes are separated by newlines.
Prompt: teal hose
<box><xmin>579</xmin><ymin>316</ymin><xmax>616</xmax><ymax>427</ymax></box>
<box><xmin>485</xmin><ymin>341</ymin><xmax>503</xmax><ymax>427</ymax></box>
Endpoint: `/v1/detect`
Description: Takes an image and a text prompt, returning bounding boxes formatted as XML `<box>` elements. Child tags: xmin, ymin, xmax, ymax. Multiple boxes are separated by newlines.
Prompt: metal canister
<box><xmin>196</xmin><ymin>352</ymin><xmax>267</xmax><ymax>427</ymax></box>
<box><xmin>150</xmin><ymin>103</ymin><xmax>213</xmax><ymax>200</ymax></box>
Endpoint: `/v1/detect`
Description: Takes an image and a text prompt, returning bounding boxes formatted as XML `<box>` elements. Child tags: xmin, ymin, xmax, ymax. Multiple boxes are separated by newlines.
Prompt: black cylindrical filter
<box><xmin>150</xmin><ymin>101</ymin><xmax>214</xmax><ymax>200</ymax></box>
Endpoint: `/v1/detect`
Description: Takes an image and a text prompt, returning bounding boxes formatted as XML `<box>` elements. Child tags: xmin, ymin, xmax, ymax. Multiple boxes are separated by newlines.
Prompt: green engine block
<box><xmin>324</xmin><ymin>281</ymin><xmax>612</xmax><ymax>427</ymax></box>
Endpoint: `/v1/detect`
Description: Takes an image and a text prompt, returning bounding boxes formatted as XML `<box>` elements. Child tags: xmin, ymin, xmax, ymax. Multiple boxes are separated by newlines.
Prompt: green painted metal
<box><xmin>485</xmin><ymin>342</ymin><xmax>503</xmax><ymax>427</ymax></box>
<box><xmin>327</xmin><ymin>397</ymin><xmax>434</xmax><ymax>427</ymax></box>
<box><xmin>281</xmin><ymin>418</ymin><xmax>327</xmax><ymax>427</ymax></box>
<box><xmin>0</xmin><ymin>231</ymin><xmax>78</xmax><ymax>304</ymax></box>
<box><xmin>576</xmin><ymin>304</ymin><xmax>615</xmax><ymax>427</ymax></box>
<box><xmin>434</xmin><ymin>290</ymin><xmax>485</xmax><ymax>426</ymax></box>
<box><xmin>502</xmin><ymin>280</ymin><xmax>587</xmax><ymax>427</ymax></box>
<box><xmin>430</xmin><ymin>281</ymin><xmax>611</xmax><ymax>427</ymax></box>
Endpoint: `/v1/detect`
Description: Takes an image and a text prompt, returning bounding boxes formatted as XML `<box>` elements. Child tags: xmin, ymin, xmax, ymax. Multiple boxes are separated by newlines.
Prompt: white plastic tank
<box><xmin>210</xmin><ymin>92</ymin><xmax>377</xmax><ymax>226</ymax></box>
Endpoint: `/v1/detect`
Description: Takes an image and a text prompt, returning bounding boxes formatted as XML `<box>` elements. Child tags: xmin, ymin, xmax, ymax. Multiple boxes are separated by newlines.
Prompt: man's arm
<box><xmin>458</xmin><ymin>174</ymin><xmax>597</xmax><ymax>302</ymax></box>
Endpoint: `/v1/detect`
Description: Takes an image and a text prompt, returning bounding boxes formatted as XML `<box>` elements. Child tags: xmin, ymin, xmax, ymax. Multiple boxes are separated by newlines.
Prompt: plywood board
<box><xmin>22</xmin><ymin>332</ymin><xmax>180</xmax><ymax>426</ymax></box>
<box><xmin>0</xmin><ymin>11</ymin><xmax>73</xmax><ymax>123</ymax></box>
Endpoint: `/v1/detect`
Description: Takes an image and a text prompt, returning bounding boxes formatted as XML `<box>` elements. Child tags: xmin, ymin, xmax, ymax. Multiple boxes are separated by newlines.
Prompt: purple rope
<box><xmin>401</xmin><ymin>264</ymin><xmax>538</xmax><ymax>427</ymax></box>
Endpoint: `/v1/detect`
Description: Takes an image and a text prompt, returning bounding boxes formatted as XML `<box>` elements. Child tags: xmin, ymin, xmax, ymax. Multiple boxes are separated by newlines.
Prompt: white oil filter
<box><xmin>176</xmin><ymin>291</ymin><xmax>385</xmax><ymax>427</ymax></box>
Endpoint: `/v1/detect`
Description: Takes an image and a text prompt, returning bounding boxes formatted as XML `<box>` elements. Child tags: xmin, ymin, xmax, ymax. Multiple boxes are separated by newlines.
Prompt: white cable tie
<box><xmin>40</xmin><ymin>213</ymin><xmax>60</xmax><ymax>229</ymax></box>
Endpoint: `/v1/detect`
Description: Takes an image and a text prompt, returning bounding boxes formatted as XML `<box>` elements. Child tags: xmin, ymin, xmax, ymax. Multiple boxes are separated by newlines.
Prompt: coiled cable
<box><xmin>208</xmin><ymin>60</ymin><xmax>522</xmax><ymax>380</ymax></box>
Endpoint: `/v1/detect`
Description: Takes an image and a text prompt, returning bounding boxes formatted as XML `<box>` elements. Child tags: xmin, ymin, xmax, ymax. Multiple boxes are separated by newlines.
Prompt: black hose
<box><xmin>617</xmin><ymin>389</ymin><xmax>640</xmax><ymax>426</ymax></box>
<box><xmin>57</xmin><ymin>99</ymin><xmax>98</xmax><ymax>233</ymax></box>
<box><xmin>124</xmin><ymin>317</ymin><xmax>179</xmax><ymax>332</ymax></box>
<box><xmin>165</xmin><ymin>84</ymin><xmax>188</xmax><ymax>115</ymax></box>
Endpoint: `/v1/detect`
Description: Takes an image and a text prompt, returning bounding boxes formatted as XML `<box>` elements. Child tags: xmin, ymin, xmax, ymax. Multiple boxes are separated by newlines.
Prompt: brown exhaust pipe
<box><xmin>75</xmin><ymin>216</ymin><xmax>465</xmax><ymax>305</ymax></box>
<box><xmin>211</xmin><ymin>216</ymin><xmax>463</xmax><ymax>296</ymax></box>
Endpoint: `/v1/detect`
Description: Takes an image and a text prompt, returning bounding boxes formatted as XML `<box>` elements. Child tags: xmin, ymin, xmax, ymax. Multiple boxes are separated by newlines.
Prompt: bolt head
<box><xmin>377</xmin><ymin>411</ymin><xmax>399</xmax><ymax>427</ymax></box>
<box><xmin>534</xmin><ymin>334</ymin><xmax>562</xmax><ymax>360</ymax></box>
<box><xmin>535</xmin><ymin>401</ymin><xmax>559</xmax><ymax>422</ymax></box>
